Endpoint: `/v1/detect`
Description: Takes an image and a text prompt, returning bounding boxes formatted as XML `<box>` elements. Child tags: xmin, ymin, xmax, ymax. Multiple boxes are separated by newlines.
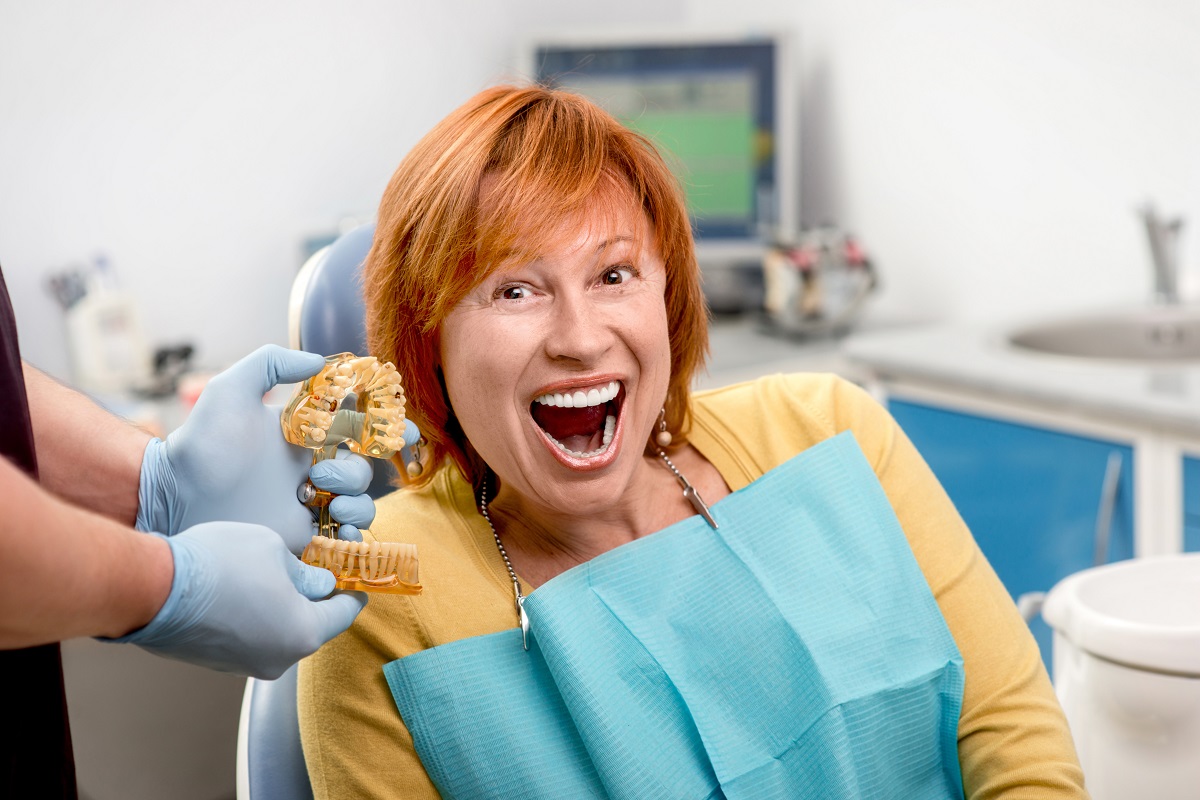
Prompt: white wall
<box><xmin>4</xmin><ymin>0</ymin><xmax>1199</xmax><ymax>384</ymax></box>
<box><xmin>0</xmin><ymin>1</ymin><xmax>523</xmax><ymax>379</ymax></box>
<box><xmin>685</xmin><ymin>0</ymin><xmax>1200</xmax><ymax>325</ymax></box>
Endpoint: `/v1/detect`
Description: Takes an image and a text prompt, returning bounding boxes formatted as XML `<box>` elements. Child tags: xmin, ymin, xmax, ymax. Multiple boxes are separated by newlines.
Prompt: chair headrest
<box><xmin>290</xmin><ymin>222</ymin><xmax>377</xmax><ymax>356</ymax></box>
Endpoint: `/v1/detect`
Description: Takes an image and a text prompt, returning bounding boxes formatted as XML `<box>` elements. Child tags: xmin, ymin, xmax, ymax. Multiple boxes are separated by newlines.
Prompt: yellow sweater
<box><xmin>299</xmin><ymin>373</ymin><xmax>1088</xmax><ymax>799</ymax></box>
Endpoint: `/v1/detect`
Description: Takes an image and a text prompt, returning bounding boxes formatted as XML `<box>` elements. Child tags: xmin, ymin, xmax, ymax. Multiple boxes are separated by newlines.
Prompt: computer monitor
<box><xmin>526</xmin><ymin>31</ymin><xmax>797</xmax><ymax>268</ymax></box>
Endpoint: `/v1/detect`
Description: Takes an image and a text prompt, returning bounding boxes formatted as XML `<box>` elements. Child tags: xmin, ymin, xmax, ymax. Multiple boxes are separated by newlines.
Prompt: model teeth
<box><xmin>300</xmin><ymin>424</ymin><xmax>327</xmax><ymax>443</ymax></box>
<box><xmin>534</xmin><ymin>380</ymin><xmax>620</xmax><ymax>408</ymax></box>
<box><xmin>301</xmin><ymin>536</ymin><xmax>420</xmax><ymax>586</ymax></box>
<box><xmin>282</xmin><ymin>355</ymin><xmax>410</xmax><ymax>457</ymax></box>
<box><xmin>543</xmin><ymin>414</ymin><xmax>616</xmax><ymax>458</ymax></box>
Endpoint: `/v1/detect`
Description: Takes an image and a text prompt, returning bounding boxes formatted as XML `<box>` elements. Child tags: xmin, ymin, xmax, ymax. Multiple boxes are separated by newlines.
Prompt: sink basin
<box><xmin>1008</xmin><ymin>306</ymin><xmax>1200</xmax><ymax>362</ymax></box>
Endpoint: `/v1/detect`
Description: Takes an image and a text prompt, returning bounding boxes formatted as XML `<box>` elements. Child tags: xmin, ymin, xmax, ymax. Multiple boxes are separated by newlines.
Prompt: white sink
<box><xmin>1008</xmin><ymin>306</ymin><xmax>1200</xmax><ymax>362</ymax></box>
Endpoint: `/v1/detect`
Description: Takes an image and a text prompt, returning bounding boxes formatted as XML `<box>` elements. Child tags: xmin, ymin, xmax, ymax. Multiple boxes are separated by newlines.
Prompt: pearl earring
<box><xmin>655</xmin><ymin>408</ymin><xmax>673</xmax><ymax>448</ymax></box>
<box><xmin>405</xmin><ymin>438</ymin><xmax>426</xmax><ymax>477</ymax></box>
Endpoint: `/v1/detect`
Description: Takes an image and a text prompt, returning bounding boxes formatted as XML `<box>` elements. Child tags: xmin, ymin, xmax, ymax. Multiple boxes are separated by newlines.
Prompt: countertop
<box><xmin>842</xmin><ymin>318</ymin><xmax>1200</xmax><ymax>437</ymax></box>
<box><xmin>700</xmin><ymin>315</ymin><xmax>855</xmax><ymax>389</ymax></box>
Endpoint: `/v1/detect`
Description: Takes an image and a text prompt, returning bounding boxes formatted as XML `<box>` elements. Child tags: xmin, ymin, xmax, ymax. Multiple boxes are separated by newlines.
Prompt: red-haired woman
<box><xmin>299</xmin><ymin>85</ymin><xmax>1087</xmax><ymax>800</ymax></box>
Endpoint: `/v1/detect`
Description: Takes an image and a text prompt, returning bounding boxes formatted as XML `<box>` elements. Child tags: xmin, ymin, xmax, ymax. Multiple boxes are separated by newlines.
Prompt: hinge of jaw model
<box><xmin>281</xmin><ymin>353</ymin><xmax>421</xmax><ymax>595</ymax></box>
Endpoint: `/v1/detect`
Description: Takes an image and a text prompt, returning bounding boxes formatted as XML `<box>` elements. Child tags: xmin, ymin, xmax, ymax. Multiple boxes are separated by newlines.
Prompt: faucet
<box><xmin>1139</xmin><ymin>203</ymin><xmax>1184</xmax><ymax>304</ymax></box>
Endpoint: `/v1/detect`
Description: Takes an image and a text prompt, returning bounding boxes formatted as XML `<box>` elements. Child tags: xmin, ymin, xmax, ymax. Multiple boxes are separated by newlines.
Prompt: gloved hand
<box><xmin>312</xmin><ymin>450</ymin><xmax>376</xmax><ymax>543</ymax></box>
<box><xmin>109</xmin><ymin>522</ymin><xmax>367</xmax><ymax>678</ymax></box>
<box><xmin>135</xmin><ymin>345</ymin><xmax>376</xmax><ymax>553</ymax></box>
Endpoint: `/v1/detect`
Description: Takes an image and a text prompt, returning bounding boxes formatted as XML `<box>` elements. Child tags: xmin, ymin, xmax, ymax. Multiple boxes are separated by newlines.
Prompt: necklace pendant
<box><xmin>516</xmin><ymin>595</ymin><xmax>530</xmax><ymax>651</ymax></box>
<box><xmin>683</xmin><ymin>486</ymin><xmax>719</xmax><ymax>530</ymax></box>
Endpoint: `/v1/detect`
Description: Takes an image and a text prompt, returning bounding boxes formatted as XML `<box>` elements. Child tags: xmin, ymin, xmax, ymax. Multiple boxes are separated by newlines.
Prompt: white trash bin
<box><xmin>1043</xmin><ymin>554</ymin><xmax>1200</xmax><ymax>800</ymax></box>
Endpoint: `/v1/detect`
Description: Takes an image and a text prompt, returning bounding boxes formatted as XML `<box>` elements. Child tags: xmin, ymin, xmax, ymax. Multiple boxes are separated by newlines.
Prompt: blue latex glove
<box><xmin>109</xmin><ymin>522</ymin><xmax>367</xmax><ymax>678</ymax></box>
<box><xmin>313</xmin><ymin>450</ymin><xmax>376</xmax><ymax>543</ymax></box>
<box><xmin>136</xmin><ymin>345</ymin><xmax>375</xmax><ymax>553</ymax></box>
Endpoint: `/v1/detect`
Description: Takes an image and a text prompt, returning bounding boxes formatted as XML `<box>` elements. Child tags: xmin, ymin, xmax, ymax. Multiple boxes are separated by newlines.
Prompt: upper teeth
<box><xmin>534</xmin><ymin>380</ymin><xmax>620</xmax><ymax>408</ymax></box>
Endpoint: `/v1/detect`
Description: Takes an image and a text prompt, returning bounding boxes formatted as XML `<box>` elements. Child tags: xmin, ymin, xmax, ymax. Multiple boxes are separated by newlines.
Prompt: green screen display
<box><xmin>561</xmin><ymin>72</ymin><xmax>758</xmax><ymax>222</ymax></box>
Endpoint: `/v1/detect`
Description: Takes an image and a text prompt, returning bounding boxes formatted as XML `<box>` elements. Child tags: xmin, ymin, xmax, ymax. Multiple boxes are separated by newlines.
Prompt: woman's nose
<box><xmin>542</xmin><ymin>292</ymin><xmax>614</xmax><ymax>363</ymax></box>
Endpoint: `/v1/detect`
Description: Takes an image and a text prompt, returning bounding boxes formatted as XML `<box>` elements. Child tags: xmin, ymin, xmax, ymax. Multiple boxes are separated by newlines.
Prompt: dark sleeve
<box><xmin>0</xmin><ymin>264</ymin><xmax>79</xmax><ymax>799</ymax></box>
<box><xmin>0</xmin><ymin>265</ymin><xmax>38</xmax><ymax>477</ymax></box>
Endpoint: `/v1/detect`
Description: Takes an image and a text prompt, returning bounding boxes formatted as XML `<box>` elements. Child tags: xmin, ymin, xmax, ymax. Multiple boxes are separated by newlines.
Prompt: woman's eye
<box><xmin>497</xmin><ymin>285</ymin><xmax>530</xmax><ymax>301</ymax></box>
<box><xmin>601</xmin><ymin>266</ymin><xmax>635</xmax><ymax>286</ymax></box>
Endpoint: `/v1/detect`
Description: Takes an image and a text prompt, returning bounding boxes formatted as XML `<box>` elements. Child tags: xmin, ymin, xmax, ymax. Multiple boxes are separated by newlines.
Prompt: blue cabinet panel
<box><xmin>888</xmin><ymin>399</ymin><xmax>1135</xmax><ymax>668</ymax></box>
<box><xmin>1184</xmin><ymin>456</ymin><xmax>1200</xmax><ymax>552</ymax></box>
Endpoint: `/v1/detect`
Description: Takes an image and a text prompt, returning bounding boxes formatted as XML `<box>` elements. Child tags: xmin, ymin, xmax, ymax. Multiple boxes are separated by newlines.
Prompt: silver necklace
<box><xmin>478</xmin><ymin>476</ymin><xmax>531</xmax><ymax>651</ymax></box>
<box><xmin>655</xmin><ymin>449</ymin><xmax>719</xmax><ymax>529</ymax></box>
<box><xmin>479</xmin><ymin>451</ymin><xmax>718</xmax><ymax>651</ymax></box>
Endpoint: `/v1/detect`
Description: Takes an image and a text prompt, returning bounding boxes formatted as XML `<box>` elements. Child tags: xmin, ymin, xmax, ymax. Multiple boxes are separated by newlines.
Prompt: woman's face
<box><xmin>439</xmin><ymin>194</ymin><xmax>671</xmax><ymax>518</ymax></box>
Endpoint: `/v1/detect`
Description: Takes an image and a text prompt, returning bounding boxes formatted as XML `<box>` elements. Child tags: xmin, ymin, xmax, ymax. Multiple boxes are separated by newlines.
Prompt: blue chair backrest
<box><xmin>294</xmin><ymin>222</ymin><xmax>376</xmax><ymax>356</ymax></box>
<box><xmin>288</xmin><ymin>222</ymin><xmax>404</xmax><ymax>498</ymax></box>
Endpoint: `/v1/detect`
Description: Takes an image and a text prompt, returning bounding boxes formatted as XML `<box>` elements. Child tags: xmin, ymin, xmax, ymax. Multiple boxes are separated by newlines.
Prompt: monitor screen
<box><xmin>531</xmin><ymin>34</ymin><xmax>795</xmax><ymax>265</ymax></box>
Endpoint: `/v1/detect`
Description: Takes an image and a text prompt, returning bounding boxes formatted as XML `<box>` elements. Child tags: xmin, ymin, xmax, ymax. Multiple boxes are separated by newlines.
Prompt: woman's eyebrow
<box><xmin>489</xmin><ymin>234</ymin><xmax>636</xmax><ymax>268</ymax></box>
<box><xmin>594</xmin><ymin>235</ymin><xmax>634</xmax><ymax>253</ymax></box>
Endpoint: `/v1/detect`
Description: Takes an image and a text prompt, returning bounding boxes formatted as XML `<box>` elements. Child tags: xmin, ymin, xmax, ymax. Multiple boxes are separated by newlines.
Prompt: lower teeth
<box><xmin>548</xmin><ymin>414</ymin><xmax>615</xmax><ymax>457</ymax></box>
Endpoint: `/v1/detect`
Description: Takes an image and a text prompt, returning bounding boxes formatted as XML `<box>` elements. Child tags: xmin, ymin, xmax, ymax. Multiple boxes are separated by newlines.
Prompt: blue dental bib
<box><xmin>384</xmin><ymin>432</ymin><xmax>965</xmax><ymax>799</ymax></box>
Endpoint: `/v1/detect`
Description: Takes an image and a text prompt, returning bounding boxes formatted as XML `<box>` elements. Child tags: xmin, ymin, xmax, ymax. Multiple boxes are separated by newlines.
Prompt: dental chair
<box><xmin>236</xmin><ymin>222</ymin><xmax>378</xmax><ymax>800</ymax></box>
<box><xmin>236</xmin><ymin>664</ymin><xmax>312</xmax><ymax>800</ymax></box>
<box><xmin>286</xmin><ymin>222</ymin><xmax>376</xmax><ymax>360</ymax></box>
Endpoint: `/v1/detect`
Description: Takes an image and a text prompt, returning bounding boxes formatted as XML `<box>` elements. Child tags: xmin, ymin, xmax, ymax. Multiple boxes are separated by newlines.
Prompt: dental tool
<box><xmin>281</xmin><ymin>353</ymin><xmax>422</xmax><ymax>595</ymax></box>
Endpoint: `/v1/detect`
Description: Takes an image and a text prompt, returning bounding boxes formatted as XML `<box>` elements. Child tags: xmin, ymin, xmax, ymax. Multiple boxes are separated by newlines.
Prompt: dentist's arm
<box><xmin>0</xmin><ymin>454</ymin><xmax>366</xmax><ymax>678</ymax></box>
<box><xmin>23</xmin><ymin>361</ymin><xmax>149</xmax><ymax>526</ymax></box>
<box><xmin>24</xmin><ymin>345</ymin><xmax>376</xmax><ymax>551</ymax></box>
<box><xmin>0</xmin><ymin>454</ymin><xmax>170</xmax><ymax>645</ymax></box>
<box><xmin>4</xmin><ymin>345</ymin><xmax>377</xmax><ymax>677</ymax></box>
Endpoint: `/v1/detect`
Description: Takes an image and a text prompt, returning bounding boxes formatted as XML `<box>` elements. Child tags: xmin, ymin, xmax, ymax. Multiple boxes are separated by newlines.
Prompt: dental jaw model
<box><xmin>281</xmin><ymin>353</ymin><xmax>421</xmax><ymax>595</ymax></box>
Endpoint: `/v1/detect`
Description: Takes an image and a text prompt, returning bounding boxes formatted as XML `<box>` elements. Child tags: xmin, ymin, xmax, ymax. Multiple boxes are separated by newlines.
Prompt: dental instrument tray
<box><xmin>760</xmin><ymin>226</ymin><xmax>877</xmax><ymax>338</ymax></box>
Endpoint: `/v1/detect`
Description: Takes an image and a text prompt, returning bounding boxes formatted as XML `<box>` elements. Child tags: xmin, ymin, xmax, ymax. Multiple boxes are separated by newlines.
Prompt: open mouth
<box><xmin>530</xmin><ymin>380</ymin><xmax>621</xmax><ymax>459</ymax></box>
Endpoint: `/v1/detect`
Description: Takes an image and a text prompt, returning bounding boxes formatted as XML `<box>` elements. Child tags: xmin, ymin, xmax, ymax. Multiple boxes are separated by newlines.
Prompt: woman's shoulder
<box><xmin>336</xmin><ymin>464</ymin><xmax>522</xmax><ymax>656</ymax></box>
<box><xmin>695</xmin><ymin>370</ymin><xmax>865</xmax><ymax>411</ymax></box>
<box><xmin>692</xmin><ymin>372</ymin><xmax>884</xmax><ymax>438</ymax></box>
<box><xmin>368</xmin><ymin>465</ymin><xmax>475</xmax><ymax>545</ymax></box>
<box><xmin>688</xmin><ymin>373</ymin><xmax>893</xmax><ymax>486</ymax></box>
<box><xmin>364</xmin><ymin>466</ymin><xmax>502</xmax><ymax>600</ymax></box>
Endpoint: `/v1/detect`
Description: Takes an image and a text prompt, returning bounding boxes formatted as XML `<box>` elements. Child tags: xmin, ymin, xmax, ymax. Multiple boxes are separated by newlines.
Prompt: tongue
<box><xmin>532</xmin><ymin>403</ymin><xmax>607</xmax><ymax>441</ymax></box>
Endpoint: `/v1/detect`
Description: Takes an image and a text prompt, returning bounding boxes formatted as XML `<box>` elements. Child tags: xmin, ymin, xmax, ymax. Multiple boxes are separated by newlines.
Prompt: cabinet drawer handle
<box><xmin>1016</xmin><ymin>591</ymin><xmax>1046</xmax><ymax>622</ymax></box>
<box><xmin>1020</xmin><ymin>452</ymin><xmax>1122</xmax><ymax>625</ymax></box>
<box><xmin>1093</xmin><ymin>451</ymin><xmax>1123</xmax><ymax>566</ymax></box>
